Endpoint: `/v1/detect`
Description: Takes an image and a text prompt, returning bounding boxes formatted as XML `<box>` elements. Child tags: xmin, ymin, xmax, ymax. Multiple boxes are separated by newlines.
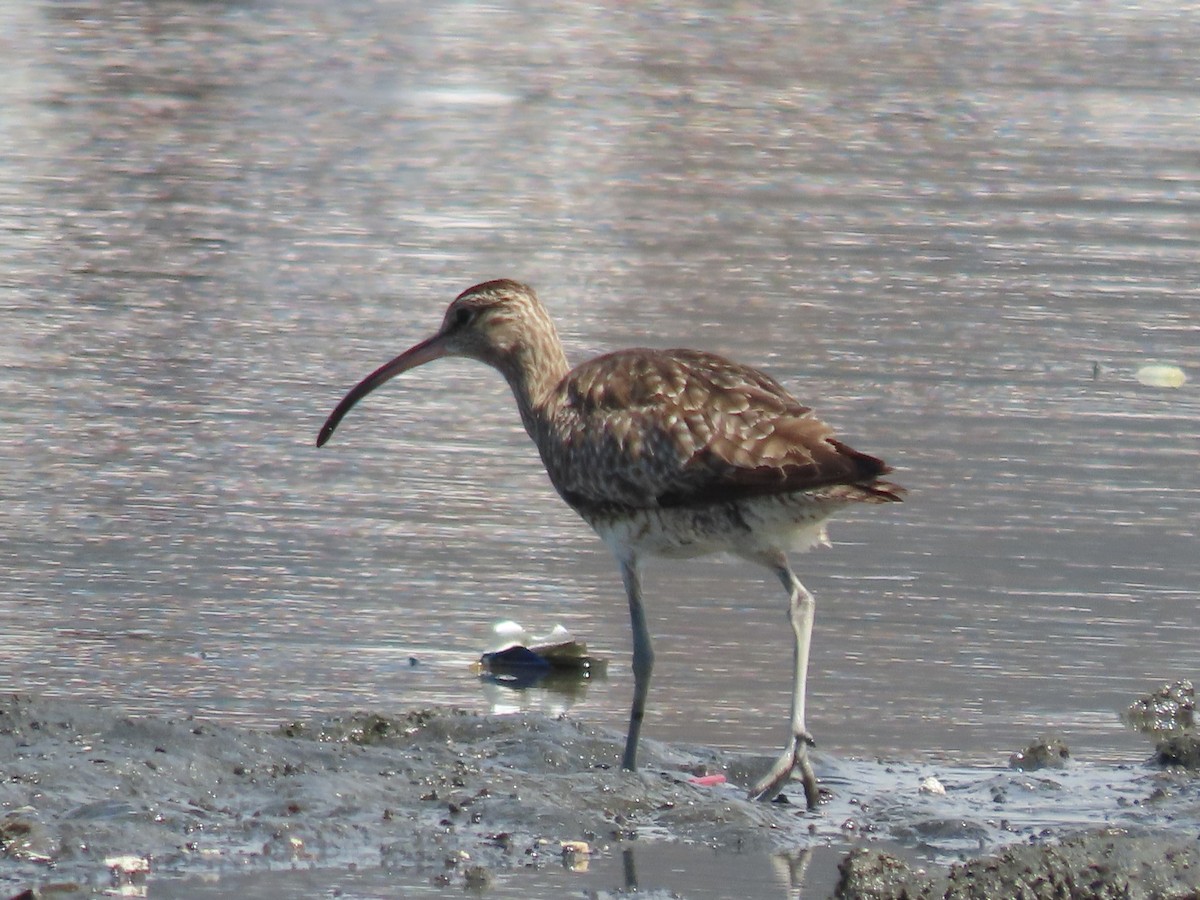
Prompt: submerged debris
<box><xmin>477</xmin><ymin>621</ymin><xmax>607</xmax><ymax>687</ymax></box>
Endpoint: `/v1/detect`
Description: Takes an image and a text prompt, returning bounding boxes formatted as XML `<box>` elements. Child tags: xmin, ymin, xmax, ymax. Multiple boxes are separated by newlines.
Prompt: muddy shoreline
<box><xmin>1</xmin><ymin>691</ymin><xmax>1197</xmax><ymax>897</ymax></box>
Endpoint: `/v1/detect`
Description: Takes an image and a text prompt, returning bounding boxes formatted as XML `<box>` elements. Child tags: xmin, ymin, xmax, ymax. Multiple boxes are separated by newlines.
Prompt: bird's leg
<box><xmin>617</xmin><ymin>554</ymin><xmax>653</xmax><ymax>771</ymax></box>
<box><xmin>748</xmin><ymin>553</ymin><xmax>820</xmax><ymax>808</ymax></box>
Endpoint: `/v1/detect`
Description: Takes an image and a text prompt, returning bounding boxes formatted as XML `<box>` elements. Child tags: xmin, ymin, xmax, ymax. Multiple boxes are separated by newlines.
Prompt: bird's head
<box><xmin>316</xmin><ymin>279</ymin><xmax>557</xmax><ymax>447</ymax></box>
<box><xmin>433</xmin><ymin>279</ymin><xmax>547</xmax><ymax>365</ymax></box>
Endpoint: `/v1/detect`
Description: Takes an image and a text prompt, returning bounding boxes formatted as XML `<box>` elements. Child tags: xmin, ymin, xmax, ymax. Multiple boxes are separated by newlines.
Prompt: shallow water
<box><xmin>1</xmin><ymin>0</ymin><xmax>1198</xmax><ymax>894</ymax></box>
<box><xmin>151</xmin><ymin>844</ymin><xmax>853</xmax><ymax>900</ymax></box>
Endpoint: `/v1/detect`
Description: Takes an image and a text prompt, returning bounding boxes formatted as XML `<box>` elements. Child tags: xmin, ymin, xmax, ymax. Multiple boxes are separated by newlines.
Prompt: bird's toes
<box><xmin>748</xmin><ymin>766</ymin><xmax>787</xmax><ymax>802</ymax></box>
<box><xmin>747</xmin><ymin>777</ymin><xmax>787</xmax><ymax>803</ymax></box>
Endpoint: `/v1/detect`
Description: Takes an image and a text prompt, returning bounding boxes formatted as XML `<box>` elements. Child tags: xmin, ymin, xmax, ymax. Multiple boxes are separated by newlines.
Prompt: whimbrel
<box><xmin>317</xmin><ymin>279</ymin><xmax>903</xmax><ymax>808</ymax></box>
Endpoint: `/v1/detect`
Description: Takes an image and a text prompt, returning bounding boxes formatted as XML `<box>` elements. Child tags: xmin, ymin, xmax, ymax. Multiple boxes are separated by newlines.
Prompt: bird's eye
<box><xmin>451</xmin><ymin>306</ymin><xmax>474</xmax><ymax>329</ymax></box>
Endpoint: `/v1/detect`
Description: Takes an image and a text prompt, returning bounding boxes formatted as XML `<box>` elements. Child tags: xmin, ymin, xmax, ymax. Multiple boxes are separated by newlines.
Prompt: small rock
<box><xmin>835</xmin><ymin>847</ymin><xmax>930</xmax><ymax>899</ymax></box>
<box><xmin>1009</xmin><ymin>735</ymin><xmax>1070</xmax><ymax>771</ymax></box>
<box><xmin>1155</xmin><ymin>733</ymin><xmax>1200</xmax><ymax>770</ymax></box>
<box><xmin>463</xmin><ymin>864</ymin><xmax>492</xmax><ymax>889</ymax></box>
<box><xmin>1126</xmin><ymin>680</ymin><xmax>1195</xmax><ymax>736</ymax></box>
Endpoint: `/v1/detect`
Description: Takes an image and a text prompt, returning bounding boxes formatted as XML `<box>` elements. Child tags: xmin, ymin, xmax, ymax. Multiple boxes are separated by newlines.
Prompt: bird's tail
<box><xmin>826</xmin><ymin>439</ymin><xmax>906</xmax><ymax>502</ymax></box>
<box><xmin>856</xmin><ymin>480</ymin><xmax>906</xmax><ymax>502</ymax></box>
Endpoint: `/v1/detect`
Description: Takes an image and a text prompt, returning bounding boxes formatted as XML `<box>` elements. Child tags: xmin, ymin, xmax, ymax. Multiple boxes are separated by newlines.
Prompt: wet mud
<box><xmin>2</xmin><ymin>685</ymin><xmax>1197</xmax><ymax>897</ymax></box>
<box><xmin>836</xmin><ymin>830</ymin><xmax>1200</xmax><ymax>900</ymax></box>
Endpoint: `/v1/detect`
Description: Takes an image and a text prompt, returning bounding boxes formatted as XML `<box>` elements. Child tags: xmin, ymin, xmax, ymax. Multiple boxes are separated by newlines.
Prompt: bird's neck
<box><xmin>494</xmin><ymin>331</ymin><xmax>570</xmax><ymax>441</ymax></box>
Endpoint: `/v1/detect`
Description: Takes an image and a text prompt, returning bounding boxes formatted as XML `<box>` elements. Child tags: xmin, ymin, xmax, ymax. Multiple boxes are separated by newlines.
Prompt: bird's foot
<box><xmin>747</xmin><ymin>732</ymin><xmax>820</xmax><ymax>809</ymax></box>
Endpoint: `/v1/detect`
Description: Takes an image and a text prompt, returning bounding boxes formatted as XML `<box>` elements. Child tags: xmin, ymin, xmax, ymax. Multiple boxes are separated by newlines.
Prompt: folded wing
<box><xmin>543</xmin><ymin>349</ymin><xmax>899</xmax><ymax>511</ymax></box>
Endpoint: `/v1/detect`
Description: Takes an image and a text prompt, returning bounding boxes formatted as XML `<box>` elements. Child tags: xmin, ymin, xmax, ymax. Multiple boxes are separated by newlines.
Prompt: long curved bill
<box><xmin>316</xmin><ymin>332</ymin><xmax>448</xmax><ymax>447</ymax></box>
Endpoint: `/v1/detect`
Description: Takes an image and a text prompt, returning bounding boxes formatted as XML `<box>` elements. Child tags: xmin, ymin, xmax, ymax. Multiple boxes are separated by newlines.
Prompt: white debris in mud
<box><xmin>918</xmin><ymin>776</ymin><xmax>946</xmax><ymax>796</ymax></box>
<box><xmin>103</xmin><ymin>855</ymin><xmax>150</xmax><ymax>874</ymax></box>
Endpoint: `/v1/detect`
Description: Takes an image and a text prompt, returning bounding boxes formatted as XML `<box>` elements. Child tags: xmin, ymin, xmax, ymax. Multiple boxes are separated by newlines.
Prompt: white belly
<box><xmin>583</xmin><ymin>494</ymin><xmax>837</xmax><ymax>562</ymax></box>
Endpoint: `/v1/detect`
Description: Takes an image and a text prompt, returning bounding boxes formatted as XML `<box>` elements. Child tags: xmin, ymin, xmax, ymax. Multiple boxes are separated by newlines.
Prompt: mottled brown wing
<box><xmin>545</xmin><ymin>348</ymin><xmax>893</xmax><ymax>510</ymax></box>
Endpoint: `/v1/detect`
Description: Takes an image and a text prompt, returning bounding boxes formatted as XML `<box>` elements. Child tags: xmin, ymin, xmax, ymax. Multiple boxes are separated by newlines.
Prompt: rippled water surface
<box><xmin>2</xmin><ymin>0</ymin><xmax>1197</xmax><ymax>855</ymax></box>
